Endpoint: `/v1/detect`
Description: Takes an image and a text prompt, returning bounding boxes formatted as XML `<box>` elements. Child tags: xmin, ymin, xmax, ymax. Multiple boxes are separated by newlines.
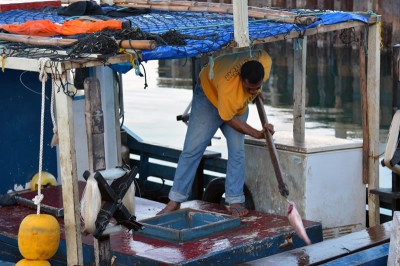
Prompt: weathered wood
<box><xmin>359</xmin><ymin>31</ymin><xmax>369</xmax><ymax>184</ymax></box>
<box><xmin>85</xmin><ymin>78</ymin><xmax>106</xmax><ymax>172</ymax></box>
<box><xmin>255</xmin><ymin>95</ymin><xmax>289</xmax><ymax>198</ymax></box>
<box><xmin>393</xmin><ymin>44</ymin><xmax>400</xmax><ymax>110</ymax></box>
<box><xmin>54</xmin><ymin>71</ymin><xmax>83</xmax><ymax>265</ymax></box>
<box><xmin>293</xmin><ymin>37</ymin><xmax>307</xmax><ymax>143</ymax></box>
<box><xmin>1</xmin><ymin>54</ymin><xmax>133</xmax><ymax>73</ymax></box>
<box><xmin>114</xmin><ymin>0</ymin><xmax>318</xmax><ymax>24</ymax></box>
<box><xmin>232</xmin><ymin>0</ymin><xmax>249</xmax><ymax>47</ymax></box>
<box><xmin>242</xmin><ymin>221</ymin><xmax>392</xmax><ymax>265</ymax></box>
<box><xmin>0</xmin><ymin>32</ymin><xmax>157</xmax><ymax>50</ymax></box>
<box><xmin>388</xmin><ymin>212</ymin><xmax>400</xmax><ymax>266</ymax></box>
<box><xmin>0</xmin><ymin>32</ymin><xmax>77</xmax><ymax>46</ymax></box>
<box><xmin>84</xmin><ymin>77</ymin><xmax>112</xmax><ymax>265</ymax></box>
<box><xmin>94</xmin><ymin>67</ymin><xmax>122</xmax><ymax>168</ymax></box>
<box><xmin>252</xmin><ymin>20</ymin><xmax>375</xmax><ymax>45</ymax></box>
<box><xmin>367</xmin><ymin>18</ymin><xmax>381</xmax><ymax>227</ymax></box>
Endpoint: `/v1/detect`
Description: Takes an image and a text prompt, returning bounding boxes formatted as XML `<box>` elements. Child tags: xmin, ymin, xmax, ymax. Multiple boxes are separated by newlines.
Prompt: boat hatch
<box><xmin>138</xmin><ymin>208</ymin><xmax>240</xmax><ymax>243</ymax></box>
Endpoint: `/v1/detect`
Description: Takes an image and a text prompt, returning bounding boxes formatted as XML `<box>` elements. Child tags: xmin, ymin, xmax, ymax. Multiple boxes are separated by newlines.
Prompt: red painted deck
<box><xmin>2</xmin><ymin>185</ymin><xmax>323</xmax><ymax>265</ymax></box>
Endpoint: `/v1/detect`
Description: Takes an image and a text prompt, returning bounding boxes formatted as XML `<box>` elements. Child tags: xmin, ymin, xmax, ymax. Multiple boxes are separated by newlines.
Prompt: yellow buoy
<box><xmin>15</xmin><ymin>259</ymin><xmax>51</xmax><ymax>266</ymax></box>
<box><xmin>18</xmin><ymin>214</ymin><xmax>60</xmax><ymax>260</ymax></box>
<box><xmin>30</xmin><ymin>172</ymin><xmax>57</xmax><ymax>191</ymax></box>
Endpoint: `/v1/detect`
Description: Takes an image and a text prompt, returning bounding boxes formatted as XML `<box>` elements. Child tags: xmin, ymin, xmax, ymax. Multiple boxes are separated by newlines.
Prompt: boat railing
<box><xmin>123</xmin><ymin>126</ymin><xmax>227</xmax><ymax>203</ymax></box>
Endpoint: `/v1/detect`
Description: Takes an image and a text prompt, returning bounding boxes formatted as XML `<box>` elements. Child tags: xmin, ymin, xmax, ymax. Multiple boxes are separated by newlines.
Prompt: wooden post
<box><xmin>54</xmin><ymin>70</ymin><xmax>83</xmax><ymax>265</ymax></box>
<box><xmin>232</xmin><ymin>0</ymin><xmax>249</xmax><ymax>48</ymax></box>
<box><xmin>391</xmin><ymin>45</ymin><xmax>400</xmax><ymax>216</ymax></box>
<box><xmin>353</xmin><ymin>0</ymin><xmax>373</xmax><ymax>11</ymax></box>
<box><xmin>360</xmin><ymin>32</ymin><xmax>369</xmax><ymax>185</ymax></box>
<box><xmin>95</xmin><ymin>67</ymin><xmax>122</xmax><ymax>168</ymax></box>
<box><xmin>293</xmin><ymin>37</ymin><xmax>307</xmax><ymax>143</ymax></box>
<box><xmin>367</xmin><ymin>18</ymin><xmax>381</xmax><ymax>227</ymax></box>
<box><xmin>388</xmin><ymin>211</ymin><xmax>400</xmax><ymax>265</ymax></box>
<box><xmin>393</xmin><ymin>44</ymin><xmax>400</xmax><ymax>111</ymax></box>
<box><xmin>84</xmin><ymin>77</ymin><xmax>111</xmax><ymax>265</ymax></box>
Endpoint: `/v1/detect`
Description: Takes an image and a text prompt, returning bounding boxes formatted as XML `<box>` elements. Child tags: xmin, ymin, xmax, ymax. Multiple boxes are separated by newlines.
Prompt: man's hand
<box><xmin>227</xmin><ymin>117</ymin><xmax>274</xmax><ymax>139</ymax></box>
<box><xmin>257</xmin><ymin>123</ymin><xmax>274</xmax><ymax>139</ymax></box>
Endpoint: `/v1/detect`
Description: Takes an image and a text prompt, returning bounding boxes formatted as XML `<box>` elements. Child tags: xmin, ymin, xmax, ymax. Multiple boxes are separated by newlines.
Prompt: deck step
<box><xmin>322</xmin><ymin>243</ymin><xmax>389</xmax><ymax>266</ymax></box>
<box><xmin>240</xmin><ymin>222</ymin><xmax>392</xmax><ymax>265</ymax></box>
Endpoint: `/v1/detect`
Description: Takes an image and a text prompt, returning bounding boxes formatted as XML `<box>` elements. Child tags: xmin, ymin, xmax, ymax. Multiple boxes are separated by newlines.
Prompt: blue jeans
<box><xmin>169</xmin><ymin>83</ymin><xmax>248</xmax><ymax>204</ymax></box>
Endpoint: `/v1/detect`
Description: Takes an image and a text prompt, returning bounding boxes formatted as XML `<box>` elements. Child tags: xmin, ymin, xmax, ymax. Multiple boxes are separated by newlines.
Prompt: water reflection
<box><xmin>123</xmin><ymin>42</ymin><xmax>393</xmax><ymax>189</ymax></box>
<box><xmin>156</xmin><ymin>41</ymin><xmax>393</xmax><ymax>142</ymax></box>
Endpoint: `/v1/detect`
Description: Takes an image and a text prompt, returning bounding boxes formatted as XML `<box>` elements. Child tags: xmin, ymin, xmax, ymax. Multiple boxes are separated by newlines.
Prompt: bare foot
<box><xmin>229</xmin><ymin>203</ymin><xmax>248</xmax><ymax>217</ymax></box>
<box><xmin>157</xmin><ymin>200</ymin><xmax>181</xmax><ymax>215</ymax></box>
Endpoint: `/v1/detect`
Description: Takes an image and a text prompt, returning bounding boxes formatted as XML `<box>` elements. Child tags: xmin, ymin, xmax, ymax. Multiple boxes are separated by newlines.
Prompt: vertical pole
<box><xmin>392</xmin><ymin>44</ymin><xmax>400</xmax><ymax>112</ymax></box>
<box><xmin>54</xmin><ymin>69</ymin><xmax>83</xmax><ymax>265</ymax></box>
<box><xmin>360</xmin><ymin>31</ymin><xmax>369</xmax><ymax>185</ymax></box>
<box><xmin>232</xmin><ymin>0</ymin><xmax>249</xmax><ymax>48</ymax></box>
<box><xmin>293</xmin><ymin>37</ymin><xmax>307</xmax><ymax>143</ymax></box>
<box><xmin>84</xmin><ymin>77</ymin><xmax>111</xmax><ymax>265</ymax></box>
<box><xmin>391</xmin><ymin>45</ymin><xmax>400</xmax><ymax>215</ymax></box>
<box><xmin>367</xmin><ymin>18</ymin><xmax>381</xmax><ymax>227</ymax></box>
<box><xmin>95</xmin><ymin>67</ymin><xmax>121</xmax><ymax>168</ymax></box>
<box><xmin>353</xmin><ymin>0</ymin><xmax>373</xmax><ymax>11</ymax></box>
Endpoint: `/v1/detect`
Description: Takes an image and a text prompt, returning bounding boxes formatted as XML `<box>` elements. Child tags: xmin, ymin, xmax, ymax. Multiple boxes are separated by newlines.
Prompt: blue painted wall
<box><xmin>0</xmin><ymin>69</ymin><xmax>57</xmax><ymax>194</ymax></box>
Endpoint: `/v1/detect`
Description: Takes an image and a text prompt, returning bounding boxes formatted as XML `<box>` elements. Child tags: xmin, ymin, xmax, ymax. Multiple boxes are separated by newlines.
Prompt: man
<box><xmin>159</xmin><ymin>49</ymin><xmax>273</xmax><ymax>217</ymax></box>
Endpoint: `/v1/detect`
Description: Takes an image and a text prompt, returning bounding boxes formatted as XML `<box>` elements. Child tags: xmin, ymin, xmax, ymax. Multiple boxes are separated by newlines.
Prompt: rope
<box><xmin>32</xmin><ymin>57</ymin><xmax>51</xmax><ymax>215</ymax></box>
<box><xmin>50</xmin><ymin>78</ymin><xmax>58</xmax><ymax>147</ymax></box>
<box><xmin>208</xmin><ymin>55</ymin><xmax>214</xmax><ymax>80</ymax></box>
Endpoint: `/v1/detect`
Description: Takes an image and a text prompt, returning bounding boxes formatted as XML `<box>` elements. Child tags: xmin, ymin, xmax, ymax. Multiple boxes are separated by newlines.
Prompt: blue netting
<box><xmin>0</xmin><ymin>7</ymin><xmax>370</xmax><ymax>61</ymax></box>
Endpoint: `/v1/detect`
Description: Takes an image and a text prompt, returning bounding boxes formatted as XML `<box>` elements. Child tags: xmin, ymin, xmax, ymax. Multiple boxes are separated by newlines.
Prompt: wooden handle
<box><xmin>119</xmin><ymin>39</ymin><xmax>157</xmax><ymax>50</ymax></box>
<box><xmin>255</xmin><ymin>95</ymin><xmax>289</xmax><ymax>198</ymax></box>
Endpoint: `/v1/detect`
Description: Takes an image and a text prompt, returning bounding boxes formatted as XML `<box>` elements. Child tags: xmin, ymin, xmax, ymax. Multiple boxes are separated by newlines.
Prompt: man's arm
<box><xmin>227</xmin><ymin>116</ymin><xmax>274</xmax><ymax>139</ymax></box>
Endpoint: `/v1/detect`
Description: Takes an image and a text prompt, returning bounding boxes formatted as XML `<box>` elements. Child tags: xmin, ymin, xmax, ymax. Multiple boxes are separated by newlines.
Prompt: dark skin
<box><xmin>159</xmin><ymin>78</ymin><xmax>274</xmax><ymax>217</ymax></box>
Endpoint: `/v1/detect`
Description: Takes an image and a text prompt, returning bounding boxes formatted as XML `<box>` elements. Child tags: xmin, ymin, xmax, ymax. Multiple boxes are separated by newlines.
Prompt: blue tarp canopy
<box><xmin>0</xmin><ymin>6</ymin><xmax>370</xmax><ymax>61</ymax></box>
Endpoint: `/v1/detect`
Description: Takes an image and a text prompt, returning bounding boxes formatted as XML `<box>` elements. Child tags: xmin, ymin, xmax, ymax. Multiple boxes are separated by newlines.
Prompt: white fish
<box><xmin>287</xmin><ymin>201</ymin><xmax>312</xmax><ymax>246</ymax></box>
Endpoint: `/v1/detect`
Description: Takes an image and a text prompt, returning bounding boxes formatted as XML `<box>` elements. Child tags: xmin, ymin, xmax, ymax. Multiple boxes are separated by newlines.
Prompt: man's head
<box><xmin>240</xmin><ymin>60</ymin><xmax>264</xmax><ymax>95</ymax></box>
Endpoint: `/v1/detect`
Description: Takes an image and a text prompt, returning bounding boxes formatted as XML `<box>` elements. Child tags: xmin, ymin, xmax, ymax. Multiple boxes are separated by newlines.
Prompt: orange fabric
<box><xmin>0</xmin><ymin>19</ymin><xmax>122</xmax><ymax>37</ymax></box>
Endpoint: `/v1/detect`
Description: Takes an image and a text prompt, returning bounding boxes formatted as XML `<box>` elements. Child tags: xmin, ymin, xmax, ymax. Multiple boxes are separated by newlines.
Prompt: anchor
<box><xmin>83</xmin><ymin>166</ymin><xmax>144</xmax><ymax>239</ymax></box>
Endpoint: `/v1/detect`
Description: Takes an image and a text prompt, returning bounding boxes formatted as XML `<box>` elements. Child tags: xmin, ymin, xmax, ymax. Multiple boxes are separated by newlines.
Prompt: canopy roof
<box><xmin>0</xmin><ymin>3</ymin><xmax>374</xmax><ymax>62</ymax></box>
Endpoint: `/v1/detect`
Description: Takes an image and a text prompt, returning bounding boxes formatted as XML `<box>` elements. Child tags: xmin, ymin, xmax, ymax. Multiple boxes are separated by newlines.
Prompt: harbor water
<box><xmin>122</xmin><ymin>44</ymin><xmax>393</xmax><ymax>191</ymax></box>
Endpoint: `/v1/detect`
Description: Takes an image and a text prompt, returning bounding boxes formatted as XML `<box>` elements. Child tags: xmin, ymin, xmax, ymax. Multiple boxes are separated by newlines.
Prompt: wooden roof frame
<box><xmin>1</xmin><ymin>1</ymin><xmax>381</xmax><ymax>264</ymax></box>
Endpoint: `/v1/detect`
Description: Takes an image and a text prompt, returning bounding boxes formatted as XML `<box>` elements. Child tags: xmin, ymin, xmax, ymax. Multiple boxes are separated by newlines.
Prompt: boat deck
<box><xmin>0</xmin><ymin>185</ymin><xmax>322</xmax><ymax>265</ymax></box>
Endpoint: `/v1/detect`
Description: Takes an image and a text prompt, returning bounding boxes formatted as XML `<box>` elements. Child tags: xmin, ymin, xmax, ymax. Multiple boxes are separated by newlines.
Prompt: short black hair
<box><xmin>240</xmin><ymin>60</ymin><xmax>264</xmax><ymax>84</ymax></box>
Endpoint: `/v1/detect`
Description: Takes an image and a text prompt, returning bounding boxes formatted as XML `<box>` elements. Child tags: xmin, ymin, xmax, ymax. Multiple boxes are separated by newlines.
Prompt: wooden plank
<box><xmin>2</xmin><ymin>57</ymin><xmax>60</xmax><ymax>73</ymax></box>
<box><xmin>84</xmin><ymin>77</ymin><xmax>112</xmax><ymax>265</ymax></box>
<box><xmin>367</xmin><ymin>18</ymin><xmax>381</xmax><ymax>227</ymax></box>
<box><xmin>54</xmin><ymin>70</ymin><xmax>83</xmax><ymax>265</ymax></box>
<box><xmin>323</xmin><ymin>243</ymin><xmax>389</xmax><ymax>266</ymax></box>
<box><xmin>252</xmin><ymin>20</ymin><xmax>376</xmax><ymax>45</ymax></box>
<box><xmin>114</xmin><ymin>0</ymin><xmax>319</xmax><ymax>23</ymax></box>
<box><xmin>293</xmin><ymin>37</ymin><xmax>306</xmax><ymax>143</ymax></box>
<box><xmin>360</xmin><ymin>31</ymin><xmax>369</xmax><ymax>184</ymax></box>
<box><xmin>1</xmin><ymin>54</ymin><xmax>133</xmax><ymax>72</ymax></box>
<box><xmin>393</xmin><ymin>44</ymin><xmax>400</xmax><ymax>109</ymax></box>
<box><xmin>0</xmin><ymin>33</ymin><xmax>156</xmax><ymax>50</ymax></box>
<box><xmin>388</xmin><ymin>212</ymin><xmax>400</xmax><ymax>265</ymax></box>
<box><xmin>61</xmin><ymin>54</ymin><xmax>133</xmax><ymax>70</ymax></box>
<box><xmin>241</xmin><ymin>222</ymin><xmax>392</xmax><ymax>265</ymax></box>
<box><xmin>232</xmin><ymin>0</ymin><xmax>249</xmax><ymax>47</ymax></box>
<box><xmin>94</xmin><ymin>67</ymin><xmax>121</xmax><ymax>168</ymax></box>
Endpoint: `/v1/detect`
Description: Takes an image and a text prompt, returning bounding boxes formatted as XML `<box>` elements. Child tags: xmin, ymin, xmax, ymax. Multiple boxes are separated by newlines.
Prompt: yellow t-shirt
<box><xmin>199</xmin><ymin>50</ymin><xmax>272</xmax><ymax>121</ymax></box>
